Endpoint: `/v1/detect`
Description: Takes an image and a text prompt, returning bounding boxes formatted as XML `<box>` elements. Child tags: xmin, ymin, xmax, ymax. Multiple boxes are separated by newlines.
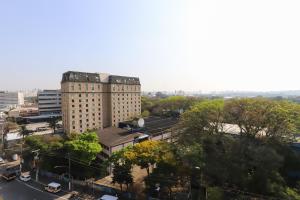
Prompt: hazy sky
<box><xmin>1</xmin><ymin>0</ymin><xmax>300</xmax><ymax>92</ymax></box>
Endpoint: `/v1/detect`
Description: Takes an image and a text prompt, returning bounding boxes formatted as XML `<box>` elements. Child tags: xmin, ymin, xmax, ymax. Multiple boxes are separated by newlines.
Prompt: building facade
<box><xmin>61</xmin><ymin>71</ymin><xmax>141</xmax><ymax>134</ymax></box>
<box><xmin>38</xmin><ymin>90</ymin><xmax>62</xmax><ymax>115</ymax></box>
<box><xmin>0</xmin><ymin>92</ymin><xmax>24</xmax><ymax>111</ymax></box>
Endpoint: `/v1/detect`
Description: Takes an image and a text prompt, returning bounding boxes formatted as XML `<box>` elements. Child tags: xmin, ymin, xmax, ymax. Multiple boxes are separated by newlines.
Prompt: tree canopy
<box><xmin>65</xmin><ymin>131</ymin><xmax>102</xmax><ymax>165</ymax></box>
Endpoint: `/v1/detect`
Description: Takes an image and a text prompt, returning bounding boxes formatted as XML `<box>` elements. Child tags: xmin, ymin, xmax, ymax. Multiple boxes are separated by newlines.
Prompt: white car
<box><xmin>0</xmin><ymin>157</ymin><xmax>5</xmax><ymax>164</ymax></box>
<box><xmin>20</xmin><ymin>173</ymin><xmax>31</xmax><ymax>182</ymax></box>
<box><xmin>98</xmin><ymin>195</ymin><xmax>119</xmax><ymax>200</ymax></box>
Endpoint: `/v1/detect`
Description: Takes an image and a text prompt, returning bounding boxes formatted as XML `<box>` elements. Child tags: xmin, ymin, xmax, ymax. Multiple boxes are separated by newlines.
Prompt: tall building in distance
<box><xmin>38</xmin><ymin>90</ymin><xmax>62</xmax><ymax>115</ymax></box>
<box><xmin>0</xmin><ymin>91</ymin><xmax>24</xmax><ymax>111</ymax></box>
<box><xmin>61</xmin><ymin>71</ymin><xmax>141</xmax><ymax>134</ymax></box>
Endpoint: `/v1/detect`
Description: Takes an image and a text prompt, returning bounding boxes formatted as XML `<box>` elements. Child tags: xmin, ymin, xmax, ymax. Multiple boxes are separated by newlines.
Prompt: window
<box><xmin>86</xmin><ymin>104</ymin><xmax>88</xmax><ymax>107</ymax></box>
<box><xmin>73</xmin><ymin>126</ymin><xmax>75</xmax><ymax>129</ymax></box>
<box><xmin>72</xmin><ymin>116</ymin><xmax>75</xmax><ymax>119</ymax></box>
<box><xmin>85</xmin><ymin>93</ymin><xmax>88</xmax><ymax>97</ymax></box>
<box><xmin>86</xmin><ymin>109</ymin><xmax>89</xmax><ymax>112</ymax></box>
<box><xmin>72</xmin><ymin>99</ymin><xmax>74</xmax><ymax>103</ymax></box>
<box><xmin>79</xmin><ymin>94</ymin><xmax>82</xmax><ymax>97</ymax></box>
<box><xmin>72</xmin><ymin>105</ymin><xmax>75</xmax><ymax>108</ymax></box>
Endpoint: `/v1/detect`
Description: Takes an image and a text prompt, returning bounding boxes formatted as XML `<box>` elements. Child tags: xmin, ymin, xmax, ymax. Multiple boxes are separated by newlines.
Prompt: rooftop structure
<box><xmin>98</xmin><ymin>116</ymin><xmax>179</xmax><ymax>159</ymax></box>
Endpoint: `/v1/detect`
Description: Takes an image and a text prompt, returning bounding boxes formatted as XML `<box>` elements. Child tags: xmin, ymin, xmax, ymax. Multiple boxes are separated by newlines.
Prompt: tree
<box><xmin>20</xmin><ymin>125</ymin><xmax>30</xmax><ymax>140</ymax></box>
<box><xmin>176</xmin><ymin>98</ymin><xmax>300</xmax><ymax>199</ymax></box>
<box><xmin>48</xmin><ymin>117</ymin><xmax>59</xmax><ymax>134</ymax></box>
<box><xmin>132</xmin><ymin>140</ymin><xmax>162</xmax><ymax>176</ymax></box>
<box><xmin>224</xmin><ymin>98</ymin><xmax>300</xmax><ymax>141</ymax></box>
<box><xmin>141</xmin><ymin>110</ymin><xmax>150</xmax><ymax>118</ymax></box>
<box><xmin>178</xmin><ymin>99</ymin><xmax>224</xmax><ymax>144</ymax></box>
<box><xmin>112</xmin><ymin>163</ymin><xmax>133</xmax><ymax>191</ymax></box>
<box><xmin>65</xmin><ymin>132</ymin><xmax>102</xmax><ymax>165</ymax></box>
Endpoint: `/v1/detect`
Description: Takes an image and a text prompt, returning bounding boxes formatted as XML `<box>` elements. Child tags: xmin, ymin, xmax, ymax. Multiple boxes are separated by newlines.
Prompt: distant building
<box><xmin>38</xmin><ymin>90</ymin><xmax>61</xmax><ymax>115</ymax></box>
<box><xmin>8</xmin><ymin>106</ymin><xmax>39</xmax><ymax>118</ymax></box>
<box><xmin>61</xmin><ymin>71</ymin><xmax>141</xmax><ymax>134</ymax></box>
<box><xmin>0</xmin><ymin>91</ymin><xmax>24</xmax><ymax>111</ymax></box>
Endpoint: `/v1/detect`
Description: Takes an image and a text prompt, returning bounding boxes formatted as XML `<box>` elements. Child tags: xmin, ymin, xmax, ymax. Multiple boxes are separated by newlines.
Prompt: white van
<box><xmin>44</xmin><ymin>182</ymin><xmax>61</xmax><ymax>193</ymax></box>
<box><xmin>98</xmin><ymin>195</ymin><xmax>119</xmax><ymax>200</ymax></box>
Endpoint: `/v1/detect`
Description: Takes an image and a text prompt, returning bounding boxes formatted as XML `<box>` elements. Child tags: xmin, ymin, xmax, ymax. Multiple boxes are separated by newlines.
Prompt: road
<box><xmin>0</xmin><ymin>179</ymin><xmax>71</xmax><ymax>200</ymax></box>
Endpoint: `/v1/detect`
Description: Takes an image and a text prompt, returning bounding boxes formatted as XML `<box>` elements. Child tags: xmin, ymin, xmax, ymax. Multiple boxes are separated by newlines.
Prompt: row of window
<box><xmin>68</xmin><ymin>83</ymin><xmax>140</xmax><ymax>92</ymax></box>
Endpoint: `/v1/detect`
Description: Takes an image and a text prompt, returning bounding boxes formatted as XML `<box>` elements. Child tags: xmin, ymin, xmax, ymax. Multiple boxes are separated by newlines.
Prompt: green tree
<box><xmin>179</xmin><ymin>99</ymin><xmax>224</xmax><ymax>144</ymax></box>
<box><xmin>20</xmin><ymin>125</ymin><xmax>30</xmax><ymax>140</ymax></box>
<box><xmin>141</xmin><ymin>110</ymin><xmax>150</xmax><ymax>118</ymax></box>
<box><xmin>112</xmin><ymin>163</ymin><xmax>133</xmax><ymax>191</ymax></box>
<box><xmin>65</xmin><ymin>132</ymin><xmax>102</xmax><ymax>164</ymax></box>
<box><xmin>224</xmin><ymin>98</ymin><xmax>300</xmax><ymax>141</ymax></box>
<box><xmin>48</xmin><ymin>117</ymin><xmax>59</xmax><ymax>134</ymax></box>
<box><xmin>177</xmin><ymin>98</ymin><xmax>300</xmax><ymax>199</ymax></box>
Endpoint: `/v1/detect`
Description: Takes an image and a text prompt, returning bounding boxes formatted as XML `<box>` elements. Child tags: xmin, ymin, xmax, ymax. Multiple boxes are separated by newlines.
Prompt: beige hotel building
<box><xmin>61</xmin><ymin>71</ymin><xmax>141</xmax><ymax>134</ymax></box>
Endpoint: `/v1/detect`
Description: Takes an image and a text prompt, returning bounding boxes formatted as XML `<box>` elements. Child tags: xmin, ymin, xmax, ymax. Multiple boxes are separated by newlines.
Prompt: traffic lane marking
<box><xmin>16</xmin><ymin>179</ymin><xmax>69</xmax><ymax>200</ymax></box>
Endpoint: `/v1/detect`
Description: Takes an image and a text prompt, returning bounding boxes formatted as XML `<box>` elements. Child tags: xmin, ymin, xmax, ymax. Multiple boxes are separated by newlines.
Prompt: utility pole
<box><xmin>68</xmin><ymin>153</ymin><xmax>71</xmax><ymax>191</ymax></box>
<box><xmin>32</xmin><ymin>149</ymin><xmax>40</xmax><ymax>182</ymax></box>
<box><xmin>19</xmin><ymin>143</ymin><xmax>23</xmax><ymax>173</ymax></box>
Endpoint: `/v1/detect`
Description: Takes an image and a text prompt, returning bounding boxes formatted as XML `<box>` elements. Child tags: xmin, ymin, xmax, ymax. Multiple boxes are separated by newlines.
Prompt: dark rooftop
<box><xmin>62</xmin><ymin>71</ymin><xmax>140</xmax><ymax>85</ymax></box>
<box><xmin>119</xmin><ymin>116</ymin><xmax>179</xmax><ymax>137</ymax></box>
<box><xmin>143</xmin><ymin>116</ymin><xmax>178</xmax><ymax>136</ymax></box>
<box><xmin>62</xmin><ymin>71</ymin><xmax>101</xmax><ymax>83</ymax></box>
<box><xmin>109</xmin><ymin>75</ymin><xmax>140</xmax><ymax>85</ymax></box>
<box><xmin>98</xmin><ymin>127</ymin><xmax>145</xmax><ymax>147</ymax></box>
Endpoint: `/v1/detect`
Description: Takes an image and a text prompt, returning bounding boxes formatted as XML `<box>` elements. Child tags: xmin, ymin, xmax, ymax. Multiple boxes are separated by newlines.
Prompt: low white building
<box><xmin>38</xmin><ymin>90</ymin><xmax>61</xmax><ymax>115</ymax></box>
<box><xmin>0</xmin><ymin>91</ymin><xmax>24</xmax><ymax>111</ymax></box>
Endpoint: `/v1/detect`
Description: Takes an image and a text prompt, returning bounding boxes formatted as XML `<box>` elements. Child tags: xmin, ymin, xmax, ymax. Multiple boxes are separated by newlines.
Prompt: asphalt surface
<box><xmin>0</xmin><ymin>178</ymin><xmax>71</xmax><ymax>200</ymax></box>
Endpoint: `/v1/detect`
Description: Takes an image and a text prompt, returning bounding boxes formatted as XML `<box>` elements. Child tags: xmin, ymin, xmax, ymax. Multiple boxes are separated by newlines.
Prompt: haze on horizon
<box><xmin>0</xmin><ymin>0</ymin><xmax>300</xmax><ymax>92</ymax></box>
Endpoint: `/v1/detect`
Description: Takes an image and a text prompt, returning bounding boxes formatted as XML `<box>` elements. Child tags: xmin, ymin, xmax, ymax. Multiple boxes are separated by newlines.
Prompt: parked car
<box><xmin>0</xmin><ymin>157</ymin><xmax>5</xmax><ymax>164</ymax></box>
<box><xmin>20</xmin><ymin>172</ymin><xmax>31</xmax><ymax>182</ymax></box>
<box><xmin>45</xmin><ymin>182</ymin><xmax>61</xmax><ymax>193</ymax></box>
<box><xmin>97</xmin><ymin>195</ymin><xmax>119</xmax><ymax>200</ymax></box>
<box><xmin>2</xmin><ymin>172</ymin><xmax>17</xmax><ymax>181</ymax></box>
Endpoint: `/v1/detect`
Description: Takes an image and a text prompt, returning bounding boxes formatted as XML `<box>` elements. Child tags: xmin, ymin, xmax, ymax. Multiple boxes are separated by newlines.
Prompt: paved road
<box><xmin>0</xmin><ymin>178</ymin><xmax>71</xmax><ymax>200</ymax></box>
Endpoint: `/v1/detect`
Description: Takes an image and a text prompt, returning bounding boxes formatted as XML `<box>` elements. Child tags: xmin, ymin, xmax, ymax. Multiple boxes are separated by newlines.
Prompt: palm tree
<box><xmin>49</xmin><ymin>117</ymin><xmax>59</xmax><ymax>134</ymax></box>
<box><xmin>20</xmin><ymin>125</ymin><xmax>29</xmax><ymax>140</ymax></box>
